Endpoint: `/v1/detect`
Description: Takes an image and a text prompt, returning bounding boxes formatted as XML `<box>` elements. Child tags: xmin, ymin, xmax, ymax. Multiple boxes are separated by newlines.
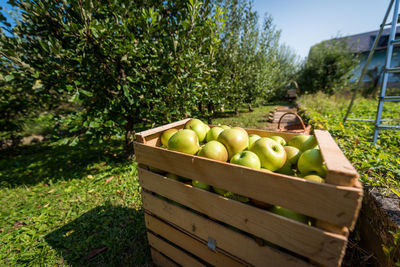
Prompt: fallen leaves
<box><xmin>86</xmin><ymin>246</ymin><xmax>108</xmax><ymax>259</ymax></box>
<box><xmin>105</xmin><ymin>176</ymin><xmax>114</xmax><ymax>184</ymax></box>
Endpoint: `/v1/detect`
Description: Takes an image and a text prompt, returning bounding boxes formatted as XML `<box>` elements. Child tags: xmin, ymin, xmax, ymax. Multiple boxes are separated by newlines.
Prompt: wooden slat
<box><xmin>245</xmin><ymin>128</ymin><xmax>300</xmax><ymax>142</ymax></box>
<box><xmin>145</xmin><ymin>214</ymin><xmax>245</xmax><ymax>267</ymax></box>
<box><xmin>314</xmin><ymin>130</ymin><xmax>360</xmax><ymax>187</ymax></box>
<box><xmin>135</xmin><ymin>118</ymin><xmax>190</xmax><ymax>144</ymax></box>
<box><xmin>151</xmin><ymin>248</ymin><xmax>180</xmax><ymax>267</ymax></box>
<box><xmin>139</xmin><ymin>172</ymin><xmax>347</xmax><ymax>267</ymax></box>
<box><xmin>134</xmin><ymin>143</ymin><xmax>363</xmax><ymax>228</ymax></box>
<box><xmin>147</xmin><ymin>232</ymin><xmax>205</xmax><ymax>267</ymax></box>
<box><xmin>143</xmin><ymin>193</ymin><xmax>312</xmax><ymax>267</ymax></box>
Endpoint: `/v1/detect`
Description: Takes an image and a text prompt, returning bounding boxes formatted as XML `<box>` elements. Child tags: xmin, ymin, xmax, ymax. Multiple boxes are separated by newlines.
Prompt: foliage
<box><xmin>382</xmin><ymin>230</ymin><xmax>400</xmax><ymax>267</ymax></box>
<box><xmin>0</xmin><ymin>140</ymin><xmax>150</xmax><ymax>266</ymax></box>
<box><xmin>215</xmin><ymin>1</ymin><xmax>296</xmax><ymax>113</ymax></box>
<box><xmin>299</xmin><ymin>92</ymin><xmax>400</xmax><ymax>189</ymax></box>
<box><xmin>0</xmin><ymin>0</ymin><xmax>224</xmax><ymax>155</ymax></box>
<box><xmin>298</xmin><ymin>38</ymin><xmax>359</xmax><ymax>94</ymax></box>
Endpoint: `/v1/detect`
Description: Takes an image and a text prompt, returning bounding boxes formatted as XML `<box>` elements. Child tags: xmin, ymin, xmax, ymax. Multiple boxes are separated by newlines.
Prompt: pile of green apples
<box><xmin>159</xmin><ymin>118</ymin><xmax>328</xmax><ymax>224</ymax></box>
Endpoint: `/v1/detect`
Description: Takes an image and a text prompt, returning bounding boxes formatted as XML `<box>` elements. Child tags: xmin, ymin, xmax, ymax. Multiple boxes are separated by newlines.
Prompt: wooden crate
<box><xmin>134</xmin><ymin>118</ymin><xmax>363</xmax><ymax>267</ymax></box>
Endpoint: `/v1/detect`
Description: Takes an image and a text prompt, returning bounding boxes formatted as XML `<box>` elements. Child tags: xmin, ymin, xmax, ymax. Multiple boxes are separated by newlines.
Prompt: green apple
<box><xmin>192</xmin><ymin>180</ymin><xmax>211</xmax><ymax>191</ymax></box>
<box><xmin>212</xmin><ymin>187</ymin><xmax>249</xmax><ymax>203</ymax></box>
<box><xmin>217</xmin><ymin>128</ymin><xmax>249</xmax><ymax>160</ymax></box>
<box><xmin>168</xmin><ymin>129</ymin><xmax>200</xmax><ymax>155</ymax></box>
<box><xmin>288</xmin><ymin>135</ymin><xmax>318</xmax><ymax>152</ymax></box>
<box><xmin>297</xmin><ymin>149</ymin><xmax>327</xmax><ymax>177</ymax></box>
<box><xmin>248</xmin><ymin>134</ymin><xmax>261</xmax><ymax>150</ymax></box>
<box><xmin>269</xmin><ymin>206</ymin><xmax>308</xmax><ymax>224</ymax></box>
<box><xmin>276</xmin><ymin>161</ymin><xmax>294</xmax><ymax>175</ymax></box>
<box><xmin>197</xmin><ymin>140</ymin><xmax>228</xmax><ymax>162</ymax></box>
<box><xmin>284</xmin><ymin>146</ymin><xmax>301</xmax><ymax>165</ymax></box>
<box><xmin>184</xmin><ymin>118</ymin><xmax>208</xmax><ymax>142</ymax></box>
<box><xmin>149</xmin><ymin>166</ymin><xmax>166</xmax><ymax>175</ymax></box>
<box><xmin>219</xmin><ymin>125</ymin><xmax>231</xmax><ymax>130</ymax></box>
<box><xmin>277</xmin><ymin>146</ymin><xmax>301</xmax><ymax>175</ymax></box>
<box><xmin>206</xmin><ymin>126</ymin><xmax>224</xmax><ymax>142</ymax></box>
<box><xmin>304</xmin><ymin>174</ymin><xmax>325</xmax><ymax>183</ymax></box>
<box><xmin>161</xmin><ymin>128</ymin><xmax>178</xmax><ymax>147</ymax></box>
<box><xmin>166</xmin><ymin>173</ymin><xmax>191</xmax><ymax>182</ymax></box>
<box><xmin>250</xmin><ymin>138</ymin><xmax>286</xmax><ymax>171</ymax></box>
<box><xmin>270</xmin><ymin>136</ymin><xmax>286</xmax><ymax>146</ymax></box>
<box><xmin>232</xmin><ymin>126</ymin><xmax>248</xmax><ymax>138</ymax></box>
<box><xmin>230</xmin><ymin>151</ymin><xmax>261</xmax><ymax>169</ymax></box>
<box><xmin>205</xmin><ymin>124</ymin><xmax>210</xmax><ymax>134</ymax></box>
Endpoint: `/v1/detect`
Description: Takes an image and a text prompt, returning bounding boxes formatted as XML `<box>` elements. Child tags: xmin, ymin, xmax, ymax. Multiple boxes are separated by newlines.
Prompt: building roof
<box><xmin>343</xmin><ymin>27</ymin><xmax>400</xmax><ymax>53</ymax></box>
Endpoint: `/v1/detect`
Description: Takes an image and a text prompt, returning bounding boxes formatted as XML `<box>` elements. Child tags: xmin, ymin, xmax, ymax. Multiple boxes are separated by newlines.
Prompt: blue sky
<box><xmin>253</xmin><ymin>0</ymin><xmax>390</xmax><ymax>58</ymax></box>
<box><xmin>1</xmin><ymin>0</ymin><xmax>391</xmax><ymax>58</ymax></box>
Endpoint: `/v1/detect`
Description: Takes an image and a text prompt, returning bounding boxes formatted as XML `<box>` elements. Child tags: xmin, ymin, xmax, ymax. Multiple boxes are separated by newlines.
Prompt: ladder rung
<box><xmin>376</xmin><ymin>124</ymin><xmax>400</xmax><ymax>130</ymax></box>
<box><xmin>385</xmin><ymin>67</ymin><xmax>400</xmax><ymax>73</ymax></box>
<box><xmin>391</xmin><ymin>39</ymin><xmax>400</xmax><ymax>45</ymax></box>
<box><xmin>381</xmin><ymin>96</ymin><xmax>400</xmax><ymax>101</ymax></box>
<box><xmin>348</xmin><ymin>118</ymin><xmax>391</xmax><ymax>122</ymax></box>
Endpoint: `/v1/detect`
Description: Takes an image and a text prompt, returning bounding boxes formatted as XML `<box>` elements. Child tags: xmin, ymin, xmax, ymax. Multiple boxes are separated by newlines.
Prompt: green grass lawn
<box><xmin>0</xmin><ymin>140</ymin><xmax>149</xmax><ymax>266</ymax></box>
<box><xmin>299</xmin><ymin>92</ymin><xmax>400</xmax><ymax>191</ymax></box>
<box><xmin>0</xmin><ymin>104</ymin><xmax>278</xmax><ymax>266</ymax></box>
<box><xmin>212</xmin><ymin>104</ymin><xmax>277</xmax><ymax>129</ymax></box>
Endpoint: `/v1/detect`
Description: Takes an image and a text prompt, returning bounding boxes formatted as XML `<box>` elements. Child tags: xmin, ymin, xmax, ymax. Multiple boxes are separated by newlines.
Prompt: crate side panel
<box><xmin>134</xmin><ymin>146</ymin><xmax>363</xmax><ymax>227</ymax></box>
<box><xmin>146</xmin><ymin>214</ymin><xmax>245</xmax><ymax>267</ymax></box>
<box><xmin>151</xmin><ymin>248</ymin><xmax>180</xmax><ymax>267</ymax></box>
<box><xmin>139</xmin><ymin>174</ymin><xmax>347</xmax><ymax>267</ymax></box>
<box><xmin>143</xmin><ymin>192</ymin><xmax>313</xmax><ymax>267</ymax></box>
<box><xmin>147</xmin><ymin>232</ymin><xmax>205</xmax><ymax>267</ymax></box>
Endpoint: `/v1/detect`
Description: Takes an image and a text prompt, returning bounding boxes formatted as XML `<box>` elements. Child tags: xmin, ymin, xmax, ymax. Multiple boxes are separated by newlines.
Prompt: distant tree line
<box><xmin>0</xmin><ymin>0</ymin><xmax>298</xmax><ymax>155</ymax></box>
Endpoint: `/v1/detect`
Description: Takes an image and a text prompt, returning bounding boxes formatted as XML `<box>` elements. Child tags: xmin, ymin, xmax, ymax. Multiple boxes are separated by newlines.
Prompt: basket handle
<box><xmin>277</xmin><ymin>112</ymin><xmax>306</xmax><ymax>131</ymax></box>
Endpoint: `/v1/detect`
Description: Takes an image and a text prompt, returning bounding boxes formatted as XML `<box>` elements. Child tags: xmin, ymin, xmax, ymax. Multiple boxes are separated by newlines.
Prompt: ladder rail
<box><xmin>343</xmin><ymin>0</ymin><xmax>395</xmax><ymax>124</ymax></box>
<box><xmin>373</xmin><ymin>0</ymin><xmax>400</xmax><ymax>142</ymax></box>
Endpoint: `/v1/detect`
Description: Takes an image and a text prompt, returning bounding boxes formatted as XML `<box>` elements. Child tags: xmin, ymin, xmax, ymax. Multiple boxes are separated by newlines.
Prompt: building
<box><xmin>311</xmin><ymin>27</ymin><xmax>400</xmax><ymax>89</ymax></box>
<box><xmin>346</xmin><ymin>27</ymin><xmax>400</xmax><ymax>88</ymax></box>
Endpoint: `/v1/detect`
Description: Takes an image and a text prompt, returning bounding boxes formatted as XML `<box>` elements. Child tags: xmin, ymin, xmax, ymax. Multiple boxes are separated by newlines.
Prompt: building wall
<box><xmin>352</xmin><ymin>48</ymin><xmax>400</xmax><ymax>88</ymax></box>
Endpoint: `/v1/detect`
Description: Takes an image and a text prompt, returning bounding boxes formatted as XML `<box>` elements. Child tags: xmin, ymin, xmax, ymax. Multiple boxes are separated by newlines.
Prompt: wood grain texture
<box><xmin>314</xmin><ymin>130</ymin><xmax>359</xmax><ymax>186</ymax></box>
<box><xmin>143</xmin><ymin>193</ymin><xmax>312</xmax><ymax>267</ymax></box>
<box><xmin>147</xmin><ymin>232</ymin><xmax>205</xmax><ymax>267</ymax></box>
<box><xmin>135</xmin><ymin>118</ymin><xmax>190</xmax><ymax>144</ymax></box>
<box><xmin>145</xmin><ymin>214</ymin><xmax>245</xmax><ymax>267</ymax></box>
<box><xmin>134</xmin><ymin>144</ymin><xmax>363</xmax><ymax>228</ymax></box>
<box><xmin>139</xmin><ymin>172</ymin><xmax>347</xmax><ymax>267</ymax></box>
<box><xmin>151</xmin><ymin>248</ymin><xmax>180</xmax><ymax>267</ymax></box>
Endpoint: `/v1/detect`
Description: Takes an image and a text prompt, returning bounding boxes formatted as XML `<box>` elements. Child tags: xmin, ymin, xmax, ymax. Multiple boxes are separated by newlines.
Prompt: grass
<box><xmin>298</xmin><ymin>92</ymin><xmax>400</xmax><ymax>190</ymax></box>
<box><xmin>0</xmin><ymin>104</ymin><xmax>278</xmax><ymax>266</ymax></box>
<box><xmin>0</xmin><ymin>140</ymin><xmax>150</xmax><ymax>266</ymax></box>
<box><xmin>212</xmin><ymin>104</ymin><xmax>278</xmax><ymax>129</ymax></box>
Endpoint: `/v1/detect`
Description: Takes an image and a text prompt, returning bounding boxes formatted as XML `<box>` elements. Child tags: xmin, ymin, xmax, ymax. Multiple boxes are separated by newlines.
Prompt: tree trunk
<box><xmin>207</xmin><ymin>102</ymin><xmax>214</xmax><ymax>124</ymax></box>
<box><xmin>125</xmin><ymin>115</ymin><xmax>135</xmax><ymax>159</ymax></box>
<box><xmin>248</xmin><ymin>104</ymin><xmax>254</xmax><ymax>112</ymax></box>
<box><xmin>235</xmin><ymin>107</ymin><xmax>239</xmax><ymax>116</ymax></box>
<box><xmin>198</xmin><ymin>102</ymin><xmax>204</xmax><ymax>112</ymax></box>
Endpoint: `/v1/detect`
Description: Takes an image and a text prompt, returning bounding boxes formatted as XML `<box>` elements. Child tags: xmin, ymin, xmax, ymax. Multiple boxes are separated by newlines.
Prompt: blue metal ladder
<box><xmin>373</xmin><ymin>0</ymin><xmax>400</xmax><ymax>142</ymax></box>
<box><xmin>343</xmin><ymin>0</ymin><xmax>400</xmax><ymax>143</ymax></box>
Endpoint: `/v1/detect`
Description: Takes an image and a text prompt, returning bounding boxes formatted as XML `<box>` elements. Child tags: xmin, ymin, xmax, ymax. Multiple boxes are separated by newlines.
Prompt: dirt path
<box><xmin>264</xmin><ymin>105</ymin><xmax>300</xmax><ymax>131</ymax></box>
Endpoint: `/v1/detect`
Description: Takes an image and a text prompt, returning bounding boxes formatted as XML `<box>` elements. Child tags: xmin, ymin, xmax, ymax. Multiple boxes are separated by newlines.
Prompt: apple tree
<box><xmin>1</xmin><ymin>0</ymin><xmax>223</xmax><ymax>156</ymax></box>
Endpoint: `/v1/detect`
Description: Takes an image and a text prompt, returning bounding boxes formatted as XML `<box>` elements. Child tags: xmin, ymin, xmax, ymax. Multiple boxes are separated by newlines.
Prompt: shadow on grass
<box><xmin>0</xmin><ymin>139</ymin><xmax>124</xmax><ymax>187</ymax></box>
<box><xmin>45</xmin><ymin>204</ymin><xmax>151</xmax><ymax>266</ymax></box>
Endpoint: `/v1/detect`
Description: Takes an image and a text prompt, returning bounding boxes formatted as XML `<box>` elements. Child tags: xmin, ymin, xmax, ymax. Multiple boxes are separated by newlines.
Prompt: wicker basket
<box><xmin>278</xmin><ymin>112</ymin><xmax>311</xmax><ymax>134</ymax></box>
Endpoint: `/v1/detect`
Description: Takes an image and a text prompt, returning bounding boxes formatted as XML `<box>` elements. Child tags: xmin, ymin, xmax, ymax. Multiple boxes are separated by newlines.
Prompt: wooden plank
<box><xmin>134</xmin><ymin>144</ymin><xmax>363</xmax><ymax>228</ymax></box>
<box><xmin>314</xmin><ymin>130</ymin><xmax>363</xmax><ymax>232</ymax></box>
<box><xmin>151</xmin><ymin>248</ymin><xmax>180</xmax><ymax>267</ymax></box>
<box><xmin>147</xmin><ymin>232</ymin><xmax>205</xmax><ymax>267</ymax></box>
<box><xmin>145</xmin><ymin>214</ymin><xmax>245</xmax><ymax>267</ymax></box>
<box><xmin>143</xmin><ymin>193</ymin><xmax>312</xmax><ymax>267</ymax></box>
<box><xmin>139</xmin><ymin>173</ymin><xmax>347</xmax><ymax>267</ymax></box>
<box><xmin>135</xmin><ymin>118</ymin><xmax>190</xmax><ymax>144</ymax></box>
<box><xmin>314</xmin><ymin>130</ymin><xmax>360</xmax><ymax>186</ymax></box>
